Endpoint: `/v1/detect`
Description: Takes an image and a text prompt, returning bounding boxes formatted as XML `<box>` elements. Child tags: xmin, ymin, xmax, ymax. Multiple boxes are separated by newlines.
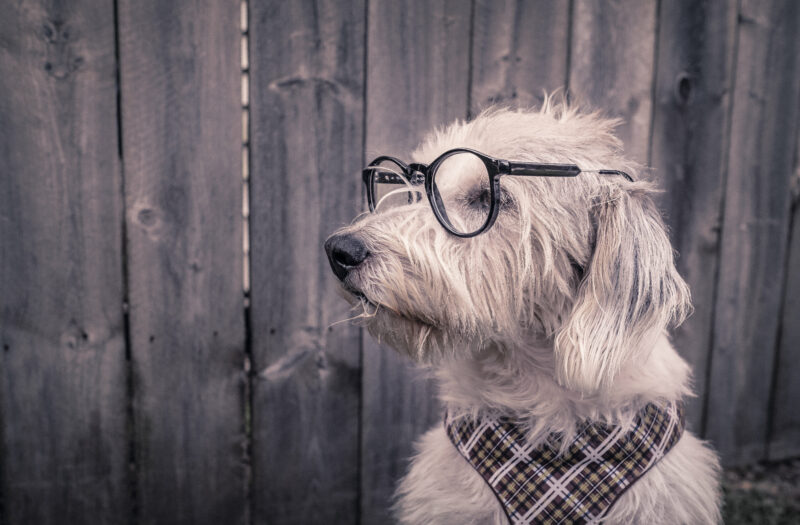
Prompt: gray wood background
<box><xmin>1</xmin><ymin>0</ymin><xmax>798</xmax><ymax>523</ymax></box>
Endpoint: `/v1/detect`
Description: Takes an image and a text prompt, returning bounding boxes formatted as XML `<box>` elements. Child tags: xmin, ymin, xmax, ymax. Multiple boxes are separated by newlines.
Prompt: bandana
<box><xmin>444</xmin><ymin>402</ymin><xmax>685</xmax><ymax>524</ymax></box>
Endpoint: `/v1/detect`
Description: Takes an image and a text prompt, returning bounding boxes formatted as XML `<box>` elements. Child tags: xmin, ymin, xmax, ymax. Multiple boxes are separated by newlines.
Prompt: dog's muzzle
<box><xmin>324</xmin><ymin>233</ymin><xmax>370</xmax><ymax>282</ymax></box>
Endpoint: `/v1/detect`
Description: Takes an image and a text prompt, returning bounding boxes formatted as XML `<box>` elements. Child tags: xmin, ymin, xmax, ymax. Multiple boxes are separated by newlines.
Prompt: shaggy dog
<box><xmin>325</xmin><ymin>100</ymin><xmax>721</xmax><ymax>524</ymax></box>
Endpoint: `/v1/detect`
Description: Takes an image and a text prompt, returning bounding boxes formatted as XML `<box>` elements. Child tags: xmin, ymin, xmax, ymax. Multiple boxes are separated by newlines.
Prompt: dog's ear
<box><xmin>553</xmin><ymin>185</ymin><xmax>691</xmax><ymax>394</ymax></box>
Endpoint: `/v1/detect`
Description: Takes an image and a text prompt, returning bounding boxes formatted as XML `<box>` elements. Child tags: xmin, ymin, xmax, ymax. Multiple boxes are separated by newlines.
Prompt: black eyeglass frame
<box><xmin>362</xmin><ymin>147</ymin><xmax>632</xmax><ymax>238</ymax></box>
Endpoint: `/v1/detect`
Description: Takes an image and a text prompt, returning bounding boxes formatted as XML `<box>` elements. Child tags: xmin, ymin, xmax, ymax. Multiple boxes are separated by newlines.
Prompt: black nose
<box><xmin>324</xmin><ymin>234</ymin><xmax>370</xmax><ymax>281</ymax></box>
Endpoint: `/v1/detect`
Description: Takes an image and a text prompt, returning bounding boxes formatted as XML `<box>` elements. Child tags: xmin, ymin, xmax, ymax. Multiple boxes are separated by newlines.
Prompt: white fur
<box><xmin>329</xmin><ymin>98</ymin><xmax>721</xmax><ymax>524</ymax></box>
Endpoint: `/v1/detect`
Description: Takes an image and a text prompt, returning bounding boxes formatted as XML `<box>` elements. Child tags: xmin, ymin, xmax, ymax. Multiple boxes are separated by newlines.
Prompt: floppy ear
<box><xmin>553</xmin><ymin>185</ymin><xmax>691</xmax><ymax>394</ymax></box>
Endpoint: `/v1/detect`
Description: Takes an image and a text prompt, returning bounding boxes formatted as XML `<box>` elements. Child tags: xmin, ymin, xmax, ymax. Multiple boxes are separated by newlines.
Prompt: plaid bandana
<box><xmin>444</xmin><ymin>402</ymin><xmax>685</xmax><ymax>524</ymax></box>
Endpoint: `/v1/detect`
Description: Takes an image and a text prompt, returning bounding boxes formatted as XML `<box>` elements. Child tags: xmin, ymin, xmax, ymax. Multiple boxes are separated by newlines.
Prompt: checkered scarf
<box><xmin>444</xmin><ymin>402</ymin><xmax>685</xmax><ymax>524</ymax></box>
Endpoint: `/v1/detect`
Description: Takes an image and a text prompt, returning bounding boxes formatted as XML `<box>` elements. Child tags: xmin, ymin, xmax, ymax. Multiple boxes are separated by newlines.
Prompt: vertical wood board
<box><xmin>248</xmin><ymin>0</ymin><xmax>365</xmax><ymax>523</ymax></box>
<box><xmin>706</xmin><ymin>0</ymin><xmax>800</xmax><ymax>465</ymax></box>
<box><xmin>469</xmin><ymin>0</ymin><xmax>571</xmax><ymax>115</ymax></box>
<box><xmin>648</xmin><ymin>0</ymin><xmax>738</xmax><ymax>430</ymax></box>
<box><xmin>768</xmin><ymin>137</ymin><xmax>800</xmax><ymax>460</ymax></box>
<box><xmin>117</xmin><ymin>2</ymin><xmax>247</xmax><ymax>522</ymax></box>
<box><xmin>0</xmin><ymin>1</ymin><xmax>129</xmax><ymax>523</ymax></box>
<box><xmin>362</xmin><ymin>1</ymin><xmax>471</xmax><ymax>522</ymax></box>
<box><xmin>569</xmin><ymin>0</ymin><xmax>658</xmax><ymax>164</ymax></box>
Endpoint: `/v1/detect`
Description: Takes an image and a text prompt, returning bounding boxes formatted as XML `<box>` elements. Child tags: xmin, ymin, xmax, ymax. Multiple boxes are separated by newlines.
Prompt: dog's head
<box><xmin>325</xmin><ymin>101</ymin><xmax>691</xmax><ymax>395</ymax></box>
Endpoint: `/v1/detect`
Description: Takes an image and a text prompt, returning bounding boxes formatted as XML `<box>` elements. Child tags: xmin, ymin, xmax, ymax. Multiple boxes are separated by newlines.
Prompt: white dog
<box><xmin>325</xmin><ymin>98</ymin><xmax>721</xmax><ymax>524</ymax></box>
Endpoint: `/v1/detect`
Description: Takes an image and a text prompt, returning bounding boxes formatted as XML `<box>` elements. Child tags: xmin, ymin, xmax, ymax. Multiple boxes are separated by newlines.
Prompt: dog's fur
<box><xmin>328</xmin><ymin>99</ymin><xmax>721</xmax><ymax>524</ymax></box>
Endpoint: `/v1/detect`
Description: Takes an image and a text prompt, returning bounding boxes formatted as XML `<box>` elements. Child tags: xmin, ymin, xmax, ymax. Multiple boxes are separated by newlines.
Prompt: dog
<box><xmin>324</xmin><ymin>98</ymin><xmax>721</xmax><ymax>524</ymax></box>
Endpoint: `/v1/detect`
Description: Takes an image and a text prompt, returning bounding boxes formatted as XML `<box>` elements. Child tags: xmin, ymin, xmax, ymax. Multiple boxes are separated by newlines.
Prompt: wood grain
<box><xmin>0</xmin><ymin>1</ymin><xmax>128</xmax><ymax>523</ymax></box>
<box><xmin>768</xmin><ymin>141</ymin><xmax>800</xmax><ymax>460</ymax></box>
<box><xmin>117</xmin><ymin>2</ymin><xmax>247</xmax><ymax>522</ymax></box>
<box><xmin>648</xmin><ymin>0</ymin><xmax>738</xmax><ymax>431</ymax></box>
<box><xmin>705</xmin><ymin>0</ymin><xmax>800</xmax><ymax>466</ymax></box>
<box><xmin>361</xmin><ymin>1</ymin><xmax>471</xmax><ymax>522</ymax></box>
<box><xmin>248</xmin><ymin>1</ymin><xmax>364</xmax><ymax>522</ymax></box>
<box><xmin>569</xmin><ymin>0</ymin><xmax>658</xmax><ymax>164</ymax></box>
<box><xmin>469</xmin><ymin>0</ymin><xmax>571</xmax><ymax>115</ymax></box>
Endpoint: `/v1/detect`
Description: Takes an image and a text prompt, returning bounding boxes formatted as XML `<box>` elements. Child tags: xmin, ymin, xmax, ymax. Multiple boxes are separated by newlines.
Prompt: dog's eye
<box><xmin>465</xmin><ymin>187</ymin><xmax>491</xmax><ymax>210</ymax></box>
<box><xmin>464</xmin><ymin>187</ymin><xmax>515</xmax><ymax>210</ymax></box>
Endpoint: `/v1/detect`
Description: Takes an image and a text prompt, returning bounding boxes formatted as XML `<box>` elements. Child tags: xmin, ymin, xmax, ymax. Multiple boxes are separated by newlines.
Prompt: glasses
<box><xmin>362</xmin><ymin>148</ymin><xmax>632</xmax><ymax>237</ymax></box>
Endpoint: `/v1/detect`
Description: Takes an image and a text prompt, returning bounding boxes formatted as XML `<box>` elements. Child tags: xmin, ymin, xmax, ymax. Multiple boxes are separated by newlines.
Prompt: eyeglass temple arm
<box><xmin>367</xmin><ymin>170</ymin><xmax>425</xmax><ymax>184</ymax></box>
<box><xmin>503</xmin><ymin>161</ymin><xmax>581</xmax><ymax>178</ymax></box>
<box><xmin>503</xmin><ymin>161</ymin><xmax>634</xmax><ymax>182</ymax></box>
<box><xmin>596</xmin><ymin>169</ymin><xmax>634</xmax><ymax>182</ymax></box>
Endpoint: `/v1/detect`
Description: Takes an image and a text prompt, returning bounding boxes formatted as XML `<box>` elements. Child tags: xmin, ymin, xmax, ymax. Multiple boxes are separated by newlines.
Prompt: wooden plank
<box><xmin>569</xmin><ymin>0</ymin><xmax>658</xmax><ymax>164</ymax></box>
<box><xmin>705</xmin><ymin>0</ymin><xmax>800</xmax><ymax>466</ymax></box>
<box><xmin>469</xmin><ymin>0</ymin><xmax>570</xmax><ymax>114</ymax></box>
<box><xmin>248</xmin><ymin>1</ymin><xmax>364</xmax><ymax>523</ymax></box>
<box><xmin>768</xmin><ymin>140</ymin><xmax>800</xmax><ymax>460</ymax></box>
<box><xmin>0</xmin><ymin>1</ymin><xmax>129</xmax><ymax>523</ymax></box>
<box><xmin>648</xmin><ymin>0</ymin><xmax>738</xmax><ymax>431</ymax></box>
<box><xmin>362</xmin><ymin>1</ymin><xmax>471</xmax><ymax>522</ymax></box>
<box><xmin>117</xmin><ymin>2</ymin><xmax>246</xmax><ymax>522</ymax></box>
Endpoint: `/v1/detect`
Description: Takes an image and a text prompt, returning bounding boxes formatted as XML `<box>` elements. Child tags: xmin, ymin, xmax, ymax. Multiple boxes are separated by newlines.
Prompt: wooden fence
<box><xmin>1</xmin><ymin>0</ymin><xmax>798</xmax><ymax>523</ymax></box>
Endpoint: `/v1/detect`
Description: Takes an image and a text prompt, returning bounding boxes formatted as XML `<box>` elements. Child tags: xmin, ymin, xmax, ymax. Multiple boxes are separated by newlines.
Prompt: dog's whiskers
<box><xmin>327</xmin><ymin>297</ymin><xmax>381</xmax><ymax>329</ymax></box>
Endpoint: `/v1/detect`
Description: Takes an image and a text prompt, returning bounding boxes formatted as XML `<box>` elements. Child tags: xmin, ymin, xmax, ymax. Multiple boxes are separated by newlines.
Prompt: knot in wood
<box><xmin>40</xmin><ymin>20</ymin><xmax>83</xmax><ymax>79</ymax></box>
<box><xmin>137</xmin><ymin>208</ymin><xmax>158</xmax><ymax>227</ymax></box>
<box><xmin>60</xmin><ymin>323</ymin><xmax>90</xmax><ymax>351</ymax></box>
<box><xmin>674</xmin><ymin>72</ymin><xmax>693</xmax><ymax>106</ymax></box>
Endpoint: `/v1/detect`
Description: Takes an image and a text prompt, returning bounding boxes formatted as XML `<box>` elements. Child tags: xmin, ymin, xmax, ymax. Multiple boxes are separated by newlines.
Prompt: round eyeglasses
<box><xmin>362</xmin><ymin>148</ymin><xmax>632</xmax><ymax>237</ymax></box>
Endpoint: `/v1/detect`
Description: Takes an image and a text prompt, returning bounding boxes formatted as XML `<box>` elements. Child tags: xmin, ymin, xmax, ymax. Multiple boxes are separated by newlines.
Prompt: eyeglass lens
<box><xmin>366</xmin><ymin>152</ymin><xmax>493</xmax><ymax>236</ymax></box>
<box><xmin>368</xmin><ymin>159</ymin><xmax>424</xmax><ymax>211</ymax></box>
<box><xmin>430</xmin><ymin>151</ymin><xmax>491</xmax><ymax>235</ymax></box>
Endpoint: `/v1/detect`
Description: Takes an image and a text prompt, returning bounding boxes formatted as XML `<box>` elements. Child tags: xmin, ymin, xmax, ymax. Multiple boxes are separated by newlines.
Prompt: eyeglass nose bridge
<box><xmin>407</xmin><ymin>163</ymin><xmax>427</xmax><ymax>185</ymax></box>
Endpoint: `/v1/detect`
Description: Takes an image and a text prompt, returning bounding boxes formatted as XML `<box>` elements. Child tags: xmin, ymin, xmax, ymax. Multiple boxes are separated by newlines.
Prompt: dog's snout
<box><xmin>325</xmin><ymin>234</ymin><xmax>370</xmax><ymax>281</ymax></box>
